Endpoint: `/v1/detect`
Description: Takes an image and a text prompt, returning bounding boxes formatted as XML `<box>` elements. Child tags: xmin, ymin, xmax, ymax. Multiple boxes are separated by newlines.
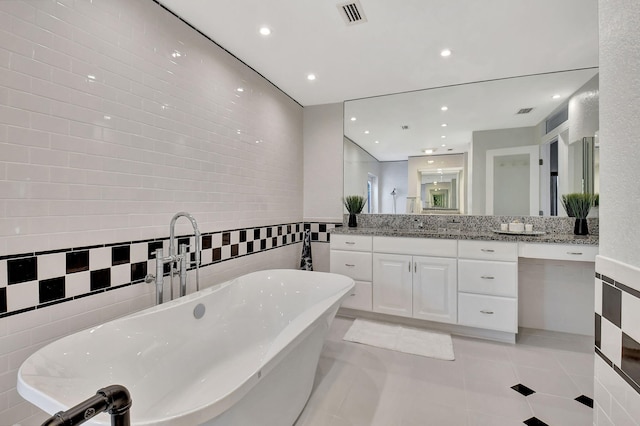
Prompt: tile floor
<box><xmin>295</xmin><ymin>316</ymin><xmax>594</xmax><ymax>426</ymax></box>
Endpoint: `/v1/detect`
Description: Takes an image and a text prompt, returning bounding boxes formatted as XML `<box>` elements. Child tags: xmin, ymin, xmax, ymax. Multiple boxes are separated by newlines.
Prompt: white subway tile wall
<box><xmin>594</xmin><ymin>255</ymin><xmax>640</xmax><ymax>425</ymax></box>
<box><xmin>0</xmin><ymin>0</ymin><xmax>307</xmax><ymax>422</ymax></box>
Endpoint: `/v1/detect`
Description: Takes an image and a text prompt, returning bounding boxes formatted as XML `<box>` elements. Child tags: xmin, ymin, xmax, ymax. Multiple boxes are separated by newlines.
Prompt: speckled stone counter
<box><xmin>333</xmin><ymin>214</ymin><xmax>599</xmax><ymax>245</ymax></box>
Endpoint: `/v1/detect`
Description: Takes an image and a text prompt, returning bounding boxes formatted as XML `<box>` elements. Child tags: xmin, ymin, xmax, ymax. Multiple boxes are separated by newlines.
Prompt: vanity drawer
<box><xmin>518</xmin><ymin>243</ymin><xmax>598</xmax><ymax>262</ymax></box>
<box><xmin>458</xmin><ymin>293</ymin><xmax>517</xmax><ymax>333</ymax></box>
<box><xmin>458</xmin><ymin>259</ymin><xmax>517</xmax><ymax>297</ymax></box>
<box><xmin>373</xmin><ymin>236</ymin><xmax>457</xmax><ymax>257</ymax></box>
<box><xmin>458</xmin><ymin>240</ymin><xmax>518</xmax><ymax>262</ymax></box>
<box><xmin>341</xmin><ymin>280</ymin><xmax>372</xmax><ymax>311</ymax></box>
<box><xmin>331</xmin><ymin>234</ymin><xmax>372</xmax><ymax>252</ymax></box>
<box><xmin>330</xmin><ymin>250</ymin><xmax>372</xmax><ymax>281</ymax></box>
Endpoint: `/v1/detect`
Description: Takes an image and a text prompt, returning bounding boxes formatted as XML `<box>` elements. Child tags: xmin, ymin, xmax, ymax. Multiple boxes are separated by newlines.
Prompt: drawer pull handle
<box><xmin>345</xmin><ymin>263</ymin><xmax>355</xmax><ymax>267</ymax></box>
<box><xmin>480</xmin><ymin>310</ymin><xmax>494</xmax><ymax>315</ymax></box>
<box><xmin>345</xmin><ymin>241</ymin><xmax>356</xmax><ymax>245</ymax></box>
<box><xmin>480</xmin><ymin>276</ymin><xmax>495</xmax><ymax>280</ymax></box>
<box><xmin>567</xmin><ymin>252</ymin><xmax>583</xmax><ymax>255</ymax></box>
<box><xmin>481</xmin><ymin>249</ymin><xmax>495</xmax><ymax>253</ymax></box>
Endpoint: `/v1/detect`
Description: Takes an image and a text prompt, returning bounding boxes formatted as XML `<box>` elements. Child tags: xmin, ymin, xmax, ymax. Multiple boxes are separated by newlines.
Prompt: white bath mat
<box><xmin>343</xmin><ymin>319</ymin><xmax>455</xmax><ymax>361</ymax></box>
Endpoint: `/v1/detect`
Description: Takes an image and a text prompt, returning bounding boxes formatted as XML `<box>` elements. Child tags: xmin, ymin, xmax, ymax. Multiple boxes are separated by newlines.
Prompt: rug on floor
<box><xmin>343</xmin><ymin>318</ymin><xmax>455</xmax><ymax>360</ymax></box>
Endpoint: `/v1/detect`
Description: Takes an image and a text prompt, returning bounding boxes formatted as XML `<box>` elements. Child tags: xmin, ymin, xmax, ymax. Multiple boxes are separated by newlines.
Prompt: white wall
<box><xmin>569</xmin><ymin>74</ymin><xmax>600</xmax><ymax>144</ymax></box>
<box><xmin>471</xmin><ymin>127</ymin><xmax>538</xmax><ymax>214</ymax></box>
<box><xmin>0</xmin><ymin>0</ymin><xmax>303</xmax><ymax>423</ymax></box>
<box><xmin>343</xmin><ymin>137</ymin><xmax>380</xmax><ymax>210</ymax></box>
<box><xmin>379</xmin><ymin>161</ymin><xmax>408</xmax><ymax>214</ymax></box>
<box><xmin>303</xmin><ymin>103</ymin><xmax>344</xmax><ymax>222</ymax></box>
<box><xmin>595</xmin><ymin>1</ymin><xmax>640</xmax><ymax>425</ymax></box>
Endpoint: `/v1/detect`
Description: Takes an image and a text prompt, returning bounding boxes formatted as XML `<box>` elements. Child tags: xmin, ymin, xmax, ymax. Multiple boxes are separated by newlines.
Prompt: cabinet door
<box><xmin>372</xmin><ymin>253</ymin><xmax>412</xmax><ymax>317</ymax></box>
<box><xmin>412</xmin><ymin>256</ymin><xmax>458</xmax><ymax>324</ymax></box>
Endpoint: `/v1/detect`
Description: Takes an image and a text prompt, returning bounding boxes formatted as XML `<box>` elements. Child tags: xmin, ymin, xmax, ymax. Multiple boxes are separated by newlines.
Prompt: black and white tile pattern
<box><xmin>595</xmin><ymin>267</ymin><xmax>640</xmax><ymax>395</ymax></box>
<box><xmin>0</xmin><ymin>221</ymin><xmax>339</xmax><ymax>318</ymax></box>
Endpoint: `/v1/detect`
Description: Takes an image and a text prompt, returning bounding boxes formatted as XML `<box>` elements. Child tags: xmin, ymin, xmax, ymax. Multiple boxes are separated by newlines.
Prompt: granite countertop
<box><xmin>331</xmin><ymin>227</ymin><xmax>599</xmax><ymax>245</ymax></box>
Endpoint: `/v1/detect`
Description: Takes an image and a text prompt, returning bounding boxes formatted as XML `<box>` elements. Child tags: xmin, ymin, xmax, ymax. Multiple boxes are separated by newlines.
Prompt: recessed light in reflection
<box><xmin>428</xmin><ymin>160</ymin><xmax>434</xmax><ymax>164</ymax></box>
<box><xmin>441</xmin><ymin>123</ymin><xmax>447</xmax><ymax>127</ymax></box>
<box><xmin>552</xmin><ymin>94</ymin><xmax>561</xmax><ymax>99</ymax></box>
<box><xmin>237</xmin><ymin>87</ymin><xmax>244</xmax><ymax>92</ymax></box>
<box><xmin>440</xmin><ymin>49</ymin><xmax>452</xmax><ymax>57</ymax></box>
<box><xmin>259</xmin><ymin>27</ymin><xmax>271</xmax><ymax>36</ymax></box>
<box><xmin>425</xmin><ymin>149</ymin><xmax>433</xmax><ymax>154</ymax></box>
<box><xmin>307</xmin><ymin>74</ymin><xmax>316</xmax><ymax>81</ymax></box>
<box><xmin>364</xmin><ymin>130</ymin><xmax>370</xmax><ymax>134</ymax></box>
<box><xmin>350</xmin><ymin>117</ymin><xmax>356</xmax><ymax>121</ymax></box>
<box><xmin>374</xmin><ymin>140</ymin><xmax>379</xmax><ymax>144</ymax></box>
<box><xmin>441</xmin><ymin>106</ymin><xmax>448</xmax><ymax>111</ymax></box>
<box><xmin>441</xmin><ymin>135</ymin><xmax>446</xmax><ymax>138</ymax></box>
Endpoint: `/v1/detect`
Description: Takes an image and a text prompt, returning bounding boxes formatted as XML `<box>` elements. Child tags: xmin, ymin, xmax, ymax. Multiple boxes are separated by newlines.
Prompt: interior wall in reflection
<box><xmin>380</xmin><ymin>161</ymin><xmax>408</xmax><ymax>214</ymax></box>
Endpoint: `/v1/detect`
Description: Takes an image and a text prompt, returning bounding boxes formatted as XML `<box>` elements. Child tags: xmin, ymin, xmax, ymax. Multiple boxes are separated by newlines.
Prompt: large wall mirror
<box><xmin>343</xmin><ymin>68</ymin><xmax>599</xmax><ymax>216</ymax></box>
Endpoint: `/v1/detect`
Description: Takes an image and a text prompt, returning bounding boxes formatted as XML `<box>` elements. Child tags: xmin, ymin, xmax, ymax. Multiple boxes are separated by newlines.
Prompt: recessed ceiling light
<box><xmin>440</xmin><ymin>48</ymin><xmax>452</xmax><ymax>57</ymax></box>
<box><xmin>374</xmin><ymin>140</ymin><xmax>379</xmax><ymax>144</ymax></box>
<box><xmin>441</xmin><ymin>144</ymin><xmax>446</xmax><ymax>147</ymax></box>
<box><xmin>441</xmin><ymin>135</ymin><xmax>446</xmax><ymax>139</ymax></box>
<box><xmin>307</xmin><ymin>73</ymin><xmax>316</xmax><ymax>81</ymax></box>
<box><xmin>425</xmin><ymin>149</ymin><xmax>433</xmax><ymax>154</ymax></box>
<box><xmin>236</xmin><ymin>87</ymin><xmax>244</xmax><ymax>92</ymax></box>
<box><xmin>552</xmin><ymin>94</ymin><xmax>561</xmax><ymax>99</ymax></box>
<box><xmin>350</xmin><ymin>117</ymin><xmax>356</xmax><ymax>121</ymax></box>
<box><xmin>364</xmin><ymin>130</ymin><xmax>370</xmax><ymax>134</ymax></box>
<box><xmin>428</xmin><ymin>160</ymin><xmax>434</xmax><ymax>164</ymax></box>
<box><xmin>433</xmin><ymin>181</ymin><xmax>438</xmax><ymax>185</ymax></box>
<box><xmin>441</xmin><ymin>123</ymin><xmax>447</xmax><ymax>127</ymax></box>
<box><xmin>441</xmin><ymin>106</ymin><xmax>448</xmax><ymax>111</ymax></box>
<box><xmin>259</xmin><ymin>27</ymin><xmax>271</xmax><ymax>36</ymax></box>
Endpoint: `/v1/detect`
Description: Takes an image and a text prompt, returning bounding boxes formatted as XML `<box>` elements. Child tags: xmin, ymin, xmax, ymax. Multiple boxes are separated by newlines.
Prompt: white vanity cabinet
<box><xmin>457</xmin><ymin>240</ymin><xmax>518</xmax><ymax>333</ymax></box>
<box><xmin>372</xmin><ymin>237</ymin><xmax>458</xmax><ymax>323</ymax></box>
<box><xmin>330</xmin><ymin>234</ymin><xmax>373</xmax><ymax>311</ymax></box>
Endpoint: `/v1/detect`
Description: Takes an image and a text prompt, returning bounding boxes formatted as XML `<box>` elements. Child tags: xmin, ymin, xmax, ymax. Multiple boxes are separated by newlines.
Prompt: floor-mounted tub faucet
<box><xmin>146</xmin><ymin>212</ymin><xmax>201</xmax><ymax>304</ymax></box>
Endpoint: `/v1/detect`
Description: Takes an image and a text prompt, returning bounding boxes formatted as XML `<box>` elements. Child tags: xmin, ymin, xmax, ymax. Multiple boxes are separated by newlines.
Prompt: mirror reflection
<box><xmin>343</xmin><ymin>68</ymin><xmax>599</xmax><ymax>216</ymax></box>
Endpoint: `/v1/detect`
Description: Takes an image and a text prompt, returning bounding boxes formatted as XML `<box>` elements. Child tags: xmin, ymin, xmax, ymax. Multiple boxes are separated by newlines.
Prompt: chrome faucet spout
<box><xmin>168</xmin><ymin>212</ymin><xmax>201</xmax><ymax>297</ymax></box>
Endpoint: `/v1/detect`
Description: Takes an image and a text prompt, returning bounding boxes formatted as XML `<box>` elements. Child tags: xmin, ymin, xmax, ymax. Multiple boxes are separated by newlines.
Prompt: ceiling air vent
<box><xmin>337</xmin><ymin>1</ymin><xmax>368</xmax><ymax>25</ymax></box>
<box><xmin>401</xmin><ymin>125</ymin><xmax>409</xmax><ymax>130</ymax></box>
<box><xmin>516</xmin><ymin>108</ymin><xmax>534</xmax><ymax>114</ymax></box>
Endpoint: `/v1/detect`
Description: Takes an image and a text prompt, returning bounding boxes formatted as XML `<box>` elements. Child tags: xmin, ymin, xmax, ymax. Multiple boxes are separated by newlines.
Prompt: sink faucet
<box><xmin>169</xmin><ymin>212</ymin><xmax>201</xmax><ymax>298</ymax></box>
<box><xmin>146</xmin><ymin>212</ymin><xmax>201</xmax><ymax>304</ymax></box>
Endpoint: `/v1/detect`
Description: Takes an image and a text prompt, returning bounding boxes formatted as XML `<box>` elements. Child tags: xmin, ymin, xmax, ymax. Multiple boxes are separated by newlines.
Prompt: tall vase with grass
<box><xmin>561</xmin><ymin>193</ymin><xmax>595</xmax><ymax>235</ymax></box>
<box><xmin>344</xmin><ymin>195</ymin><xmax>366</xmax><ymax>228</ymax></box>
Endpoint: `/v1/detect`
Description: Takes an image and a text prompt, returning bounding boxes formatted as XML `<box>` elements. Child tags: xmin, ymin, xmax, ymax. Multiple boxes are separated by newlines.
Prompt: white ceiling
<box><xmin>157</xmin><ymin>0</ymin><xmax>599</xmax><ymax>107</ymax></box>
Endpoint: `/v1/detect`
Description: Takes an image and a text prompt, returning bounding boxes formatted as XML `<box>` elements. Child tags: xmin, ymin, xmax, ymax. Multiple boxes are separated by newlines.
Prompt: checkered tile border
<box><xmin>0</xmin><ymin>222</ymin><xmax>340</xmax><ymax>318</ymax></box>
<box><xmin>594</xmin><ymin>269</ymin><xmax>640</xmax><ymax>395</ymax></box>
<box><xmin>304</xmin><ymin>222</ymin><xmax>342</xmax><ymax>243</ymax></box>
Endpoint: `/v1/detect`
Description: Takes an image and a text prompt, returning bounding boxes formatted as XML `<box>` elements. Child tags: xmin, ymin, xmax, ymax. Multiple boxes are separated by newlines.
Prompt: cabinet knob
<box><xmin>480</xmin><ymin>310</ymin><xmax>494</xmax><ymax>315</ymax></box>
<box><xmin>480</xmin><ymin>249</ymin><xmax>495</xmax><ymax>253</ymax></box>
<box><xmin>480</xmin><ymin>276</ymin><xmax>495</xmax><ymax>280</ymax></box>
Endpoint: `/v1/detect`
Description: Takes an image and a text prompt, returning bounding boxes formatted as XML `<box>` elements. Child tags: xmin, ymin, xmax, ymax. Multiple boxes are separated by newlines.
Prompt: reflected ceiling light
<box><xmin>236</xmin><ymin>87</ymin><xmax>244</xmax><ymax>92</ymax></box>
<box><xmin>307</xmin><ymin>73</ymin><xmax>316</xmax><ymax>81</ymax></box>
<box><xmin>552</xmin><ymin>94</ymin><xmax>561</xmax><ymax>99</ymax></box>
<box><xmin>441</xmin><ymin>135</ymin><xmax>446</xmax><ymax>138</ymax></box>
<box><xmin>440</xmin><ymin>48</ymin><xmax>452</xmax><ymax>57</ymax></box>
<box><xmin>259</xmin><ymin>27</ymin><xmax>271</xmax><ymax>36</ymax></box>
<box><xmin>428</xmin><ymin>160</ymin><xmax>434</xmax><ymax>164</ymax></box>
<box><xmin>374</xmin><ymin>140</ymin><xmax>379</xmax><ymax>144</ymax></box>
<box><xmin>350</xmin><ymin>117</ymin><xmax>356</xmax><ymax>121</ymax></box>
<box><xmin>433</xmin><ymin>181</ymin><xmax>438</xmax><ymax>184</ymax></box>
<box><xmin>171</xmin><ymin>50</ymin><xmax>182</xmax><ymax>58</ymax></box>
<box><xmin>364</xmin><ymin>130</ymin><xmax>370</xmax><ymax>134</ymax></box>
<box><xmin>441</xmin><ymin>106</ymin><xmax>448</xmax><ymax>111</ymax></box>
<box><xmin>441</xmin><ymin>144</ymin><xmax>446</xmax><ymax>147</ymax></box>
<box><xmin>441</xmin><ymin>123</ymin><xmax>447</xmax><ymax>127</ymax></box>
<box><xmin>424</xmin><ymin>149</ymin><xmax>433</xmax><ymax>154</ymax></box>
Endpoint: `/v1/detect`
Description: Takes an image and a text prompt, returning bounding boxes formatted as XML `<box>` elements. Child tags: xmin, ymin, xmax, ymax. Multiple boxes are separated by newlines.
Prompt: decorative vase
<box><xmin>574</xmin><ymin>218</ymin><xmax>588</xmax><ymax>235</ymax></box>
<box><xmin>348</xmin><ymin>213</ymin><xmax>357</xmax><ymax>228</ymax></box>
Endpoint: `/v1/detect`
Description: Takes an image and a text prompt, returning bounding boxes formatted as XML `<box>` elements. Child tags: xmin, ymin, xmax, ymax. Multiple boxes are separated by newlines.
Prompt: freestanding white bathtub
<box><xmin>18</xmin><ymin>269</ymin><xmax>354</xmax><ymax>425</ymax></box>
